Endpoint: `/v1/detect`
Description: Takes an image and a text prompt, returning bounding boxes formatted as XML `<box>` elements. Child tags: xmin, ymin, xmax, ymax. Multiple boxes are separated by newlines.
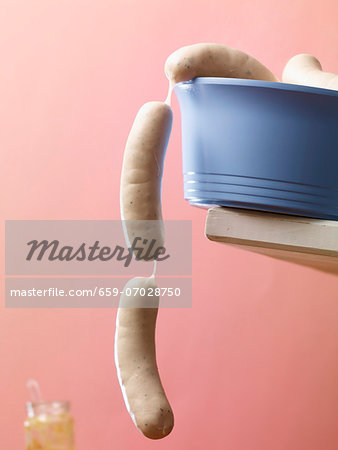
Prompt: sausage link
<box><xmin>120</xmin><ymin>101</ymin><xmax>172</xmax><ymax>253</ymax></box>
<box><xmin>165</xmin><ymin>43</ymin><xmax>279</xmax><ymax>84</ymax></box>
<box><xmin>115</xmin><ymin>276</ymin><xmax>174</xmax><ymax>439</ymax></box>
<box><xmin>282</xmin><ymin>54</ymin><xmax>338</xmax><ymax>90</ymax></box>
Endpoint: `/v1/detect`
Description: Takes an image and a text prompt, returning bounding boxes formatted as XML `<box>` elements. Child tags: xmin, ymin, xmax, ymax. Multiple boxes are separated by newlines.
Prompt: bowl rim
<box><xmin>174</xmin><ymin>77</ymin><xmax>338</xmax><ymax>98</ymax></box>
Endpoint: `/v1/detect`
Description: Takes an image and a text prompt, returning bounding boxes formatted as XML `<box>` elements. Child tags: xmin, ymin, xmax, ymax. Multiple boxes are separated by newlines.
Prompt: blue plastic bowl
<box><xmin>174</xmin><ymin>77</ymin><xmax>338</xmax><ymax>220</ymax></box>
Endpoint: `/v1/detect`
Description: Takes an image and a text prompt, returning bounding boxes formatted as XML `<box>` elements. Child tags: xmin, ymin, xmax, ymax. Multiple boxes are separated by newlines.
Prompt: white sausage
<box><xmin>117</xmin><ymin>100</ymin><xmax>174</xmax><ymax>440</ymax></box>
<box><xmin>120</xmin><ymin>101</ymin><xmax>172</xmax><ymax>256</ymax></box>
<box><xmin>282</xmin><ymin>54</ymin><xmax>338</xmax><ymax>90</ymax></box>
<box><xmin>114</xmin><ymin>276</ymin><xmax>174</xmax><ymax>439</ymax></box>
<box><xmin>165</xmin><ymin>43</ymin><xmax>279</xmax><ymax>85</ymax></box>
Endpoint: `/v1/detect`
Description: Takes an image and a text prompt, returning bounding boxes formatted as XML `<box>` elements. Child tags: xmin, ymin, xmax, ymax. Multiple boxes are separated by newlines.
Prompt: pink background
<box><xmin>1</xmin><ymin>0</ymin><xmax>338</xmax><ymax>449</ymax></box>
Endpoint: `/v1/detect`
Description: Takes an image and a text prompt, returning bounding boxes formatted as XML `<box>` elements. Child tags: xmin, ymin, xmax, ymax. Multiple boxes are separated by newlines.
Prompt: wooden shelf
<box><xmin>205</xmin><ymin>207</ymin><xmax>338</xmax><ymax>275</ymax></box>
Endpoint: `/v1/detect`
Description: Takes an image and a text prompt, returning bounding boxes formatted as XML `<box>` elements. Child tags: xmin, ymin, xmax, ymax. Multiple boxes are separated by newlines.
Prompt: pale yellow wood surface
<box><xmin>205</xmin><ymin>207</ymin><xmax>338</xmax><ymax>274</ymax></box>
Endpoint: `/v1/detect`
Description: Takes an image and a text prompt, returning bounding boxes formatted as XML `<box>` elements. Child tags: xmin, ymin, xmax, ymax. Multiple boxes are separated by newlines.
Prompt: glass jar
<box><xmin>24</xmin><ymin>401</ymin><xmax>75</xmax><ymax>450</ymax></box>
